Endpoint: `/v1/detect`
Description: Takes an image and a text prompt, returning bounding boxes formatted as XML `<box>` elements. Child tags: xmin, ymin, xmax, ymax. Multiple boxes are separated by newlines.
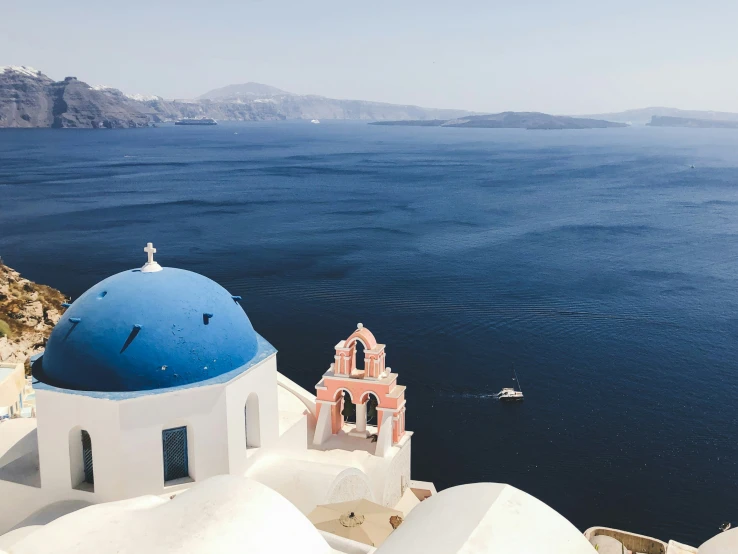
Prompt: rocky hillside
<box><xmin>0</xmin><ymin>66</ymin><xmax>473</xmax><ymax>128</ymax></box>
<box><xmin>0</xmin><ymin>262</ymin><xmax>66</xmax><ymax>372</ymax></box>
<box><xmin>196</xmin><ymin>81</ymin><xmax>475</xmax><ymax>121</ymax></box>
<box><xmin>197</xmin><ymin>82</ymin><xmax>292</xmax><ymax>101</ymax></box>
<box><xmin>0</xmin><ymin>66</ymin><xmax>153</xmax><ymax>128</ymax></box>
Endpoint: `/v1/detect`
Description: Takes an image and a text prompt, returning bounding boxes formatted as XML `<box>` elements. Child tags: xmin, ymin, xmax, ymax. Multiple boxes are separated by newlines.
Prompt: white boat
<box><xmin>311</xmin><ymin>119</ymin><xmax>320</xmax><ymax>124</ymax></box>
<box><xmin>496</xmin><ymin>367</ymin><xmax>524</xmax><ymax>402</ymax></box>
<box><xmin>496</xmin><ymin>387</ymin><xmax>524</xmax><ymax>401</ymax></box>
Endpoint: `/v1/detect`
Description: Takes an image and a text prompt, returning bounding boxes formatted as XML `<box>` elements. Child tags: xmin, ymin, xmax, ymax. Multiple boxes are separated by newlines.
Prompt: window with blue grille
<box><xmin>81</xmin><ymin>430</ymin><xmax>94</xmax><ymax>485</ymax></box>
<box><xmin>162</xmin><ymin>426</ymin><xmax>189</xmax><ymax>482</ymax></box>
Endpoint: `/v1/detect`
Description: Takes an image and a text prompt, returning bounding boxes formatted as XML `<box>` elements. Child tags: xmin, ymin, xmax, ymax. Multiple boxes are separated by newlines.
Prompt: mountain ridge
<box><xmin>197</xmin><ymin>82</ymin><xmax>293</xmax><ymax>101</ymax></box>
<box><xmin>6</xmin><ymin>66</ymin><xmax>738</xmax><ymax>129</ymax></box>
<box><xmin>0</xmin><ymin>67</ymin><xmax>474</xmax><ymax>128</ymax></box>
<box><xmin>578</xmin><ymin>107</ymin><xmax>738</xmax><ymax>125</ymax></box>
<box><xmin>647</xmin><ymin>115</ymin><xmax>738</xmax><ymax>129</ymax></box>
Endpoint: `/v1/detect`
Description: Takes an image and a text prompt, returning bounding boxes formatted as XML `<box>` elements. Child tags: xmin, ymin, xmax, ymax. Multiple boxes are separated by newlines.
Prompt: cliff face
<box><xmin>0</xmin><ymin>66</ymin><xmax>55</xmax><ymax>127</ymax></box>
<box><xmin>0</xmin><ymin>67</ymin><xmax>152</xmax><ymax>128</ymax></box>
<box><xmin>0</xmin><ymin>262</ymin><xmax>66</xmax><ymax>371</ymax></box>
<box><xmin>49</xmin><ymin>78</ymin><xmax>151</xmax><ymax>128</ymax></box>
<box><xmin>194</xmin><ymin>82</ymin><xmax>474</xmax><ymax>121</ymax></box>
<box><xmin>0</xmin><ymin>66</ymin><xmax>473</xmax><ymax>127</ymax></box>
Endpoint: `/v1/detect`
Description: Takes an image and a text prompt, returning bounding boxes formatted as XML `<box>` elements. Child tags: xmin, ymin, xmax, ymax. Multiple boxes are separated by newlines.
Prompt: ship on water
<box><xmin>174</xmin><ymin>117</ymin><xmax>217</xmax><ymax>126</ymax></box>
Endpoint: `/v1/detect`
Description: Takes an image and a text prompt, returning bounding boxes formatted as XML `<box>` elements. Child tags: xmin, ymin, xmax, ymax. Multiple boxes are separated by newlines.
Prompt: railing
<box><xmin>584</xmin><ymin>527</ymin><xmax>667</xmax><ymax>554</ymax></box>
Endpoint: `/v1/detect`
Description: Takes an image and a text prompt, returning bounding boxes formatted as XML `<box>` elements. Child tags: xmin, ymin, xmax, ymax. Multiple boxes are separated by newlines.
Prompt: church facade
<box><xmin>0</xmin><ymin>244</ymin><xmax>411</xmax><ymax>534</ymax></box>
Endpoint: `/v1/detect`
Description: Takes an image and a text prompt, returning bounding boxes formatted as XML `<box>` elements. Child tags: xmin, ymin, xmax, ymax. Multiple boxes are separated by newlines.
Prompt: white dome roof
<box><xmin>6</xmin><ymin>475</ymin><xmax>333</xmax><ymax>554</ymax></box>
<box><xmin>376</xmin><ymin>483</ymin><xmax>594</xmax><ymax>554</ymax></box>
<box><xmin>699</xmin><ymin>528</ymin><xmax>738</xmax><ymax>554</ymax></box>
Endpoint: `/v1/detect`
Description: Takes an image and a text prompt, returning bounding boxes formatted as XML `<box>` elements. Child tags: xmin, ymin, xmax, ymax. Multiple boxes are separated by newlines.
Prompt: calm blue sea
<box><xmin>1</xmin><ymin>122</ymin><xmax>737</xmax><ymax>546</ymax></box>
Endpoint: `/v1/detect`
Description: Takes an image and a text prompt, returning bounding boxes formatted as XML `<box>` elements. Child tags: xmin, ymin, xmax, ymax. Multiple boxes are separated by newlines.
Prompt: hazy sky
<box><xmin>3</xmin><ymin>0</ymin><xmax>737</xmax><ymax>114</ymax></box>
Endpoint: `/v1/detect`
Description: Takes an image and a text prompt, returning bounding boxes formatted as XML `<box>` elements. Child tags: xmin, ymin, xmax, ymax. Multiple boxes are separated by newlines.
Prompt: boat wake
<box><xmin>440</xmin><ymin>391</ymin><xmax>518</xmax><ymax>401</ymax></box>
<box><xmin>435</xmin><ymin>390</ymin><xmax>500</xmax><ymax>400</ymax></box>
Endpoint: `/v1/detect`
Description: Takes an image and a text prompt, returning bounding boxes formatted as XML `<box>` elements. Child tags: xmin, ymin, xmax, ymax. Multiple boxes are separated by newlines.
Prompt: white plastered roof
<box><xmin>4</xmin><ymin>475</ymin><xmax>336</xmax><ymax>554</ymax></box>
<box><xmin>699</xmin><ymin>528</ymin><xmax>738</xmax><ymax>554</ymax></box>
<box><xmin>246</xmin><ymin>453</ymin><xmax>372</xmax><ymax>514</ymax></box>
<box><xmin>376</xmin><ymin>482</ymin><xmax>595</xmax><ymax>554</ymax></box>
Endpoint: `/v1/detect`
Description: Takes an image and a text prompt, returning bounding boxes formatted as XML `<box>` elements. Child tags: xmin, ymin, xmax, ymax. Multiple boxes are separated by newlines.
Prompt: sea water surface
<box><xmin>1</xmin><ymin>122</ymin><xmax>738</xmax><ymax>546</ymax></box>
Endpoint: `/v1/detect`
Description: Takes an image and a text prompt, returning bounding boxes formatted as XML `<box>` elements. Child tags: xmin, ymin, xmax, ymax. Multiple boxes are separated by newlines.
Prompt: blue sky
<box><xmin>3</xmin><ymin>0</ymin><xmax>737</xmax><ymax>113</ymax></box>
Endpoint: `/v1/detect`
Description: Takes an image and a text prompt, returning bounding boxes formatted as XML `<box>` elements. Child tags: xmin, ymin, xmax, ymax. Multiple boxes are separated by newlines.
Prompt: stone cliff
<box><xmin>0</xmin><ymin>66</ymin><xmax>473</xmax><ymax>128</ymax></box>
<box><xmin>0</xmin><ymin>67</ymin><xmax>152</xmax><ymax>128</ymax></box>
<box><xmin>0</xmin><ymin>261</ymin><xmax>66</xmax><ymax>372</ymax></box>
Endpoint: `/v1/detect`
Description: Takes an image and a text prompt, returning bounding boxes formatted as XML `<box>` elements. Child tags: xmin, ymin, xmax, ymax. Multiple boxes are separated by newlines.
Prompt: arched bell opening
<box><xmin>340</xmin><ymin>390</ymin><xmax>355</xmax><ymax>424</ymax></box>
<box><xmin>352</xmin><ymin>339</ymin><xmax>366</xmax><ymax>373</ymax></box>
<box><xmin>355</xmin><ymin>391</ymin><xmax>381</xmax><ymax>437</ymax></box>
<box><xmin>330</xmin><ymin>388</ymin><xmax>356</xmax><ymax>434</ymax></box>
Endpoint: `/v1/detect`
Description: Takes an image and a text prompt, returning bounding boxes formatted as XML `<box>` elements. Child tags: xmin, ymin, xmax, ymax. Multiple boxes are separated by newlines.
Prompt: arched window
<box><xmin>69</xmin><ymin>428</ymin><xmax>94</xmax><ymax>491</ymax></box>
<box><xmin>245</xmin><ymin>393</ymin><xmax>261</xmax><ymax>448</ymax></box>
<box><xmin>81</xmin><ymin>431</ymin><xmax>94</xmax><ymax>485</ymax></box>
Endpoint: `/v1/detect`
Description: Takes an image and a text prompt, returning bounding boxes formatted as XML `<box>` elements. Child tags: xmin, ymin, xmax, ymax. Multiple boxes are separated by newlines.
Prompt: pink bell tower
<box><xmin>313</xmin><ymin>324</ymin><xmax>407</xmax><ymax>457</ymax></box>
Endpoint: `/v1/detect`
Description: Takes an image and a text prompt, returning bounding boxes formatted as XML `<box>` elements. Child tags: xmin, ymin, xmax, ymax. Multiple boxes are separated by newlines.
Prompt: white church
<box><xmin>0</xmin><ymin>245</ymin><xmax>733</xmax><ymax>554</ymax></box>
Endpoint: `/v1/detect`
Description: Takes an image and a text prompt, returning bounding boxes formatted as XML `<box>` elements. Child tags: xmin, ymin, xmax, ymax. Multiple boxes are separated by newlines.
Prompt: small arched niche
<box><xmin>245</xmin><ymin>393</ymin><xmax>261</xmax><ymax>448</ymax></box>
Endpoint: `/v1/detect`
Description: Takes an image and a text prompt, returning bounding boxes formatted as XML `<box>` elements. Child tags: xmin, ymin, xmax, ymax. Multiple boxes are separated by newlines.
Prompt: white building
<box><xmin>0</xmin><ymin>245</ymin><xmax>413</xmax><ymax>548</ymax></box>
<box><xmin>1</xmin><ymin>244</ymin><xmax>726</xmax><ymax>553</ymax></box>
<box><xmin>0</xmin><ymin>363</ymin><xmax>35</xmax><ymax>420</ymax></box>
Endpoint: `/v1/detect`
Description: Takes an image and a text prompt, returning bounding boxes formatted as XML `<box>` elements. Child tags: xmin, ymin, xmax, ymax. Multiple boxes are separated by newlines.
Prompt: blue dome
<box><xmin>36</xmin><ymin>267</ymin><xmax>259</xmax><ymax>392</ymax></box>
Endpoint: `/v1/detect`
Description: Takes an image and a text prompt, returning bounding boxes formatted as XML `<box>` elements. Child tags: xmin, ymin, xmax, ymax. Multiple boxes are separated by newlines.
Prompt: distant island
<box><xmin>578</xmin><ymin>107</ymin><xmax>738</xmax><ymax>126</ymax></box>
<box><xmin>0</xmin><ymin>65</ymin><xmax>473</xmax><ymax>129</ymax></box>
<box><xmin>371</xmin><ymin>112</ymin><xmax>628</xmax><ymax>130</ymax></box>
<box><xmin>647</xmin><ymin>115</ymin><xmax>738</xmax><ymax>129</ymax></box>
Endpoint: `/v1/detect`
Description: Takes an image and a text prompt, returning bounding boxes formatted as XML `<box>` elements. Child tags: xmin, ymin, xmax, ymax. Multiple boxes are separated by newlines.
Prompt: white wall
<box><xmin>381</xmin><ymin>440</ymin><xmax>411</xmax><ymax>508</ymax></box>
<box><xmin>274</xmin><ymin>414</ymin><xmax>309</xmax><ymax>452</ymax></box>
<box><xmin>225</xmin><ymin>354</ymin><xmax>279</xmax><ymax>475</ymax></box>
<box><xmin>35</xmin><ymin>355</ymin><xmax>279</xmax><ymax>503</ymax></box>
<box><xmin>36</xmin><ymin>391</ymin><xmax>121</xmax><ymax>501</ymax></box>
<box><xmin>116</xmin><ymin>384</ymin><xmax>229</xmax><ymax>498</ymax></box>
<box><xmin>0</xmin><ymin>363</ymin><xmax>24</xmax><ymax>409</ymax></box>
<box><xmin>325</xmin><ymin>469</ymin><xmax>375</xmax><ymax>505</ymax></box>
